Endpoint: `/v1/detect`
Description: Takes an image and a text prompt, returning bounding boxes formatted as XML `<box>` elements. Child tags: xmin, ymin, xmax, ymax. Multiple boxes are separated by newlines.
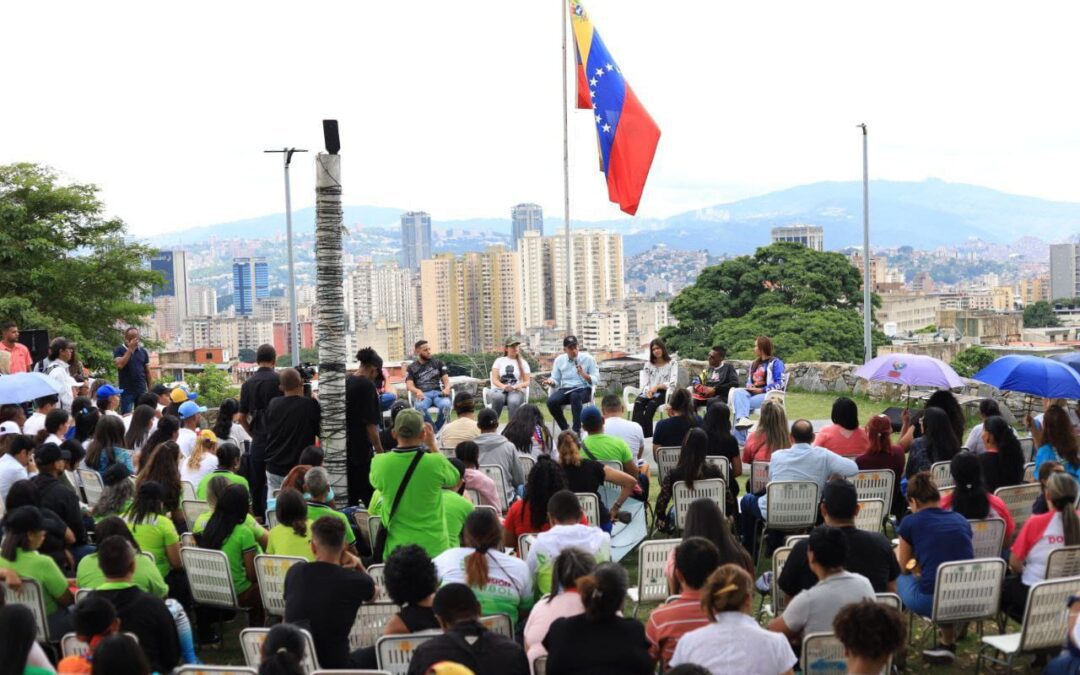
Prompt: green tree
<box><xmin>277</xmin><ymin>347</ymin><xmax>320</xmax><ymax>367</ymax></box>
<box><xmin>662</xmin><ymin>242</ymin><xmax>878</xmax><ymax>360</ymax></box>
<box><xmin>950</xmin><ymin>345</ymin><xmax>996</xmax><ymax>378</ymax></box>
<box><xmin>186</xmin><ymin>364</ymin><xmax>234</xmax><ymax>408</ymax></box>
<box><xmin>1023</xmin><ymin>301</ymin><xmax>1061</xmax><ymax>328</ymax></box>
<box><xmin>0</xmin><ymin>163</ymin><xmax>160</xmax><ymax>372</ymax></box>
<box><xmin>238</xmin><ymin>348</ymin><xmax>257</xmax><ymax>363</ymax></box>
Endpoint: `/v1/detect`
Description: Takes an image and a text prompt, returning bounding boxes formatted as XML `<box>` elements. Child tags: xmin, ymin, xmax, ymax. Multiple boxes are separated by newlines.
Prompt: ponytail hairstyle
<box><xmin>667</xmin><ymin>388</ymin><xmax>697</xmax><ymax>424</ymax></box>
<box><xmin>275</xmin><ymin>489</ymin><xmax>308</xmax><ymax>538</ymax></box>
<box><xmin>983</xmin><ymin>416</ymin><xmax>1025</xmax><ymax>485</ymax></box>
<box><xmin>72</xmin><ymin>399</ymin><xmax>100</xmax><ymax>443</ymax></box>
<box><xmin>948</xmin><ymin>451</ymin><xmax>989</xmax><ymax>520</ymax></box>
<box><xmin>920</xmin><ymin>407</ymin><xmax>961</xmax><ymax>464</ymax></box>
<box><xmin>1047</xmin><ymin>472</ymin><xmax>1080</xmax><ymax>547</ymax></box>
<box><xmin>123</xmin><ymin>405</ymin><xmax>156</xmax><ymax>452</ymax></box>
<box><xmin>34</xmin><ymin>409</ymin><xmax>70</xmax><ymax>445</ymax></box>
<box><xmin>462</xmin><ymin>508</ymin><xmax>503</xmax><ymax>589</ymax></box>
<box><xmin>186</xmin><ymin>430</ymin><xmax>217</xmax><ymax>471</ymax></box>
<box><xmin>547</xmin><ymin>548</ymin><xmax>596</xmax><ymax>603</ymax></box>
<box><xmin>555</xmin><ymin>431</ymin><xmax>583</xmax><ymax>468</ymax></box>
<box><xmin>212</xmin><ymin>398</ymin><xmax>239</xmax><ymax>441</ymax></box>
<box><xmin>141</xmin><ymin>415</ymin><xmax>181</xmax><ymax>460</ymax></box>
<box><xmin>701</xmin><ymin>563</ymin><xmax>753</xmax><ymax>617</ymax></box>
<box><xmin>675</xmin><ymin>428</ymin><xmax>709</xmax><ymax>489</ymax></box>
<box><xmin>577</xmin><ymin>562</ymin><xmax>628</xmax><ymax>621</ymax></box>
<box><xmin>257</xmin><ymin>623</ymin><xmax>306</xmax><ymax>675</ymax></box>
<box><xmin>865</xmin><ymin>414</ymin><xmax>894</xmax><ymax>455</ymax></box>
<box><xmin>201</xmin><ymin>484</ymin><xmax>250</xmax><ymax>551</ymax></box>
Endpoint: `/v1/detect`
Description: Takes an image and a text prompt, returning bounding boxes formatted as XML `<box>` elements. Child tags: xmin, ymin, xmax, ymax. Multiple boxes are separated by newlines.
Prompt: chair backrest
<box><xmin>1016</xmin><ymin>575</ymin><xmax>1080</xmax><ymax>652</ymax></box>
<box><xmin>852</xmin><ymin>469</ymin><xmax>895</xmax><ymax>505</ymax></box>
<box><xmin>254</xmin><ymin>554</ymin><xmax>307</xmax><ymax>617</ymax></box>
<box><xmin>349</xmin><ymin>601</ymin><xmax>400</xmax><ymax>650</ymax></box>
<box><xmin>61</xmin><ymin>632</ymin><xmax>139</xmax><ymax>658</ymax></box>
<box><xmin>265</xmin><ymin>508</ymin><xmax>279</xmax><ymax>528</ymax></box>
<box><xmin>704</xmin><ymin>455</ymin><xmax>730</xmax><ymax>485</ymax></box>
<box><xmin>655</xmin><ymin>446</ymin><xmax>681</xmax><ymax>482</ymax></box>
<box><xmin>930</xmin><ymin>461</ymin><xmax>954</xmax><ymax>488</ymax></box>
<box><xmin>181</xmin><ymin>499</ymin><xmax>211</xmax><ymax>529</ymax></box>
<box><xmin>464</xmin><ymin>489</ymin><xmax>481</xmax><ymax>505</ymax></box>
<box><xmin>1019</xmin><ymin>436</ymin><xmax>1036</xmax><ymax>462</ymax></box>
<box><xmin>437</xmin><ymin>446</ymin><xmax>455</xmax><ymax>458</ymax></box>
<box><xmin>517</xmin><ymin>454</ymin><xmax>536</xmax><ymax>479</ymax></box>
<box><xmin>968</xmin><ymin>518</ymin><xmax>1007</xmax><ymax>559</ymax></box>
<box><xmin>367</xmin><ymin>563</ymin><xmax>386</xmax><ymax>594</ymax></box>
<box><xmin>750</xmin><ymin>461</ymin><xmax>770</xmax><ymax>494</ymax></box>
<box><xmin>854</xmin><ymin>498</ymin><xmax>885</xmax><ymax>533</ymax></box>
<box><xmin>800</xmin><ymin>632</ymin><xmax>848</xmax><ymax>675</ymax></box>
<box><xmin>181</xmin><ymin>480</ymin><xmax>197</xmax><ymax>501</ymax></box>
<box><xmin>875</xmin><ymin>592</ymin><xmax>902</xmax><ymax>611</ymax></box>
<box><xmin>673</xmin><ymin>478</ymin><xmax>727</xmax><ymax>528</ymax></box>
<box><xmin>931</xmin><ymin>557</ymin><xmax>1007</xmax><ymax>623</ymax></box>
<box><xmin>475</xmin><ymin>504</ymin><xmax>499</xmax><ymax>521</ymax></box>
<box><xmin>180</xmin><ymin>531</ymin><xmax>197</xmax><ymax>548</ymax></box>
<box><xmin>1023</xmin><ymin>462</ymin><xmax>1036</xmax><ymax>483</ymax></box>
<box><xmin>635</xmin><ymin>539</ymin><xmax>680</xmax><ymax>605</ymax></box>
<box><xmin>785</xmin><ymin>534</ymin><xmax>809</xmax><ymax>547</ymax></box>
<box><xmin>479</xmin><ymin>613</ymin><xmax>513</xmax><ymax>638</ymax></box>
<box><xmin>518</xmin><ymin>533</ymin><xmax>536</xmax><ymax>559</ymax></box>
<box><xmin>174</xmin><ymin>667</ymin><xmax>257</xmax><ymax>675</ymax></box>
<box><xmin>764</xmin><ymin>481</ymin><xmax>820</xmax><ymax>531</ymax></box>
<box><xmin>181</xmin><ymin>546</ymin><xmax>239</xmax><ymax>610</ymax></box>
<box><xmin>74</xmin><ymin>588</ymin><xmax>93</xmax><ymax>604</ymax></box>
<box><xmin>1046</xmin><ymin>546</ymin><xmax>1080</xmax><ymax>580</ymax></box>
<box><xmin>534</xmin><ymin>656</ymin><xmax>548</xmax><ymax>675</ymax></box>
<box><xmin>368</xmin><ymin>515</ymin><xmax>383</xmax><ymax>550</ymax></box>
<box><xmin>3</xmin><ymin>577</ymin><xmax>49</xmax><ymax>641</ymax></box>
<box><xmin>772</xmin><ymin>545</ymin><xmax>793</xmax><ymax>615</ymax></box>
<box><xmin>477</xmin><ymin>465</ymin><xmax>509</xmax><ymax>512</ymax></box>
<box><xmin>240</xmin><ymin>626</ymin><xmax>320</xmax><ymax>672</ymax></box>
<box><xmin>574</xmin><ymin>492</ymin><xmax>601</xmax><ymax>527</ymax></box>
<box><xmin>77</xmin><ymin>469</ymin><xmax>104</xmax><ymax>507</ymax></box>
<box><xmin>376</xmin><ymin>633</ymin><xmax>439</xmax><ymax>675</ymax></box>
<box><xmin>994</xmin><ymin>483</ymin><xmax>1043</xmax><ymax>536</ymax></box>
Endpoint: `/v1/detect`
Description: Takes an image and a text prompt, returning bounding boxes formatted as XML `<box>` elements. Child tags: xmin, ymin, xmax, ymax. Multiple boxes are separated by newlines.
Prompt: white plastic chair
<box><xmin>518</xmin><ymin>533</ymin><xmax>535</xmax><ymax>559</ymax></box>
<box><xmin>852</xmin><ymin>469</ymin><xmax>895</xmax><ymax>505</ymax></box>
<box><xmin>1022</xmin><ymin>462</ymin><xmax>1036</xmax><ymax>483</ymax></box>
<box><xmin>534</xmin><ymin>656</ymin><xmax>548</xmax><ymax>675</ymax></box>
<box><xmin>654</xmin><ymin>446</ymin><xmax>681</xmax><ymax>483</ymax></box>
<box><xmin>181</xmin><ymin>499</ymin><xmax>211</xmax><ymax>529</ymax></box>
<box><xmin>254</xmin><ymin>554</ymin><xmax>306</xmax><ymax>617</ymax></box>
<box><xmin>436</xmin><ymin>446</ymin><xmax>455</xmax><ymax>458</ymax></box>
<box><xmin>1045</xmin><ymin>546</ymin><xmax>1080</xmax><ymax>579</ymax></box>
<box><xmin>349</xmin><ymin>601</ymin><xmax>400</xmax><ymax>650</ymax></box>
<box><xmin>912</xmin><ymin>557</ymin><xmax>1006</xmax><ymax>646</ymax></box>
<box><xmin>406</xmin><ymin>388</ymin><xmax>451</xmax><ymax>423</ymax></box>
<box><xmin>77</xmin><ymin>469</ymin><xmax>104</xmax><ymax>507</ymax></box>
<box><xmin>61</xmin><ymin>632</ymin><xmax>139</xmax><ymax>658</ymax></box>
<box><xmin>800</xmin><ymin>632</ymin><xmax>849</xmax><ymax>675</ymax></box>
<box><xmin>265</xmin><ymin>509</ymin><xmax>279</xmax><ymax>528</ymax></box>
<box><xmin>763</xmin><ymin>480</ymin><xmax>819</xmax><ymax>531</ymax></box>
<box><xmin>367</xmin><ymin>563</ymin><xmax>385</xmax><ymax>593</ymax></box>
<box><xmin>517</xmin><ymin>454</ymin><xmax>536</xmax><ymax>479</ymax></box>
<box><xmin>876</xmin><ymin>592</ymin><xmax>902</xmax><ymax>611</ymax></box>
<box><xmin>477</xmin><ymin>465</ymin><xmax>510</xmax><ymax>513</ymax></box>
<box><xmin>759</xmin><ymin>545</ymin><xmax>793</xmax><ymax>618</ymax></box>
<box><xmin>241</xmin><ymin>626</ymin><xmax>320</xmax><ymax>672</ymax></box>
<box><xmin>574</xmin><ymin>492</ymin><xmax>601</xmax><ymax>527</ymax></box>
<box><xmin>673</xmin><ymin>478</ymin><xmax>727</xmax><ymax>527</ymax></box>
<box><xmin>368</xmin><ymin>515</ymin><xmax>383</xmax><ymax>552</ymax></box>
<box><xmin>977</xmin><ymin>575</ymin><xmax>1080</xmax><ymax>673</ymax></box>
<box><xmin>854</xmin><ymin>498</ymin><xmax>885</xmax><ymax>534</ymax></box>
<box><xmin>180</xmin><ymin>531</ymin><xmax>197</xmax><ymax>548</ymax></box>
<box><xmin>181</xmin><ymin>547</ymin><xmax>241</xmax><ymax>610</ymax></box>
<box><xmin>181</xmin><ymin>480</ymin><xmax>197</xmax><ymax>501</ymax></box>
<box><xmin>930</xmin><ymin>461</ymin><xmax>954</xmax><ymax>488</ymax></box>
<box><xmin>376</xmin><ymin>633</ymin><xmax>438</xmax><ymax>675</ymax></box>
<box><xmin>750</xmin><ymin>461</ymin><xmax>770</xmax><ymax>494</ymax></box>
<box><xmin>1018</xmin><ymin>436</ymin><xmax>1036</xmax><ymax>462</ymax></box>
<box><xmin>3</xmin><ymin>577</ymin><xmax>49</xmax><ymax>641</ymax></box>
<box><xmin>621</xmin><ymin>385</ymin><xmax>672</xmax><ymax>423</ymax></box>
<box><xmin>704</xmin><ymin>455</ymin><xmax>730</xmax><ymax>485</ymax></box>
<box><xmin>74</xmin><ymin>588</ymin><xmax>93</xmax><ymax>604</ymax></box>
<box><xmin>968</xmin><ymin>518</ymin><xmax>1007</xmax><ymax>559</ymax></box>
<box><xmin>174</xmin><ymin>667</ymin><xmax>257</xmax><ymax>675</ymax></box>
<box><xmin>995</xmin><ymin>483</ymin><xmax>1042</xmax><ymax>540</ymax></box>
<box><xmin>627</xmin><ymin>538</ymin><xmax>679</xmax><ymax>616</ymax></box>
<box><xmin>464</xmin><ymin>489</ymin><xmax>481</xmax><ymax>505</ymax></box>
<box><xmin>479</xmin><ymin>613</ymin><xmax>513</xmax><ymax>638</ymax></box>
<box><xmin>543</xmin><ymin>384</ymin><xmax>595</xmax><ymax>435</ymax></box>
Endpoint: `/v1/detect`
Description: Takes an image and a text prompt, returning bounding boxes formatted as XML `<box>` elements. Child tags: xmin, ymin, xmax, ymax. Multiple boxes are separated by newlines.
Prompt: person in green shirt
<box><xmin>579</xmin><ymin>405</ymin><xmax>649</xmax><ymax>498</ymax></box>
<box><xmin>76</xmin><ymin>516</ymin><xmax>169</xmax><ymax>598</ymax></box>
<box><xmin>443</xmin><ymin>459</ymin><xmax>475</xmax><ymax>546</ymax></box>
<box><xmin>196</xmin><ymin>441</ymin><xmax>249</xmax><ymax>500</ymax></box>
<box><xmin>370</xmin><ymin>409</ymin><xmax>461</xmax><ymax>560</ymax></box>
<box><xmin>0</xmin><ymin>505</ymin><xmax>74</xmax><ymax>637</ymax></box>
<box><xmin>266</xmin><ymin>488</ymin><xmax>315</xmax><ymax>560</ymax></box>
<box><xmin>0</xmin><ymin>603</ymin><xmax>57</xmax><ymax>675</ymax></box>
<box><xmin>304</xmin><ymin>467</ymin><xmax>359</xmax><ymax>554</ymax></box>
<box><xmin>197</xmin><ymin>483</ymin><xmax>264</xmax><ymax>626</ymax></box>
<box><xmin>123</xmin><ymin>481</ymin><xmax>183</xmax><ymax>582</ymax></box>
<box><xmin>193</xmin><ymin>475</ymin><xmax>269</xmax><ymax>549</ymax></box>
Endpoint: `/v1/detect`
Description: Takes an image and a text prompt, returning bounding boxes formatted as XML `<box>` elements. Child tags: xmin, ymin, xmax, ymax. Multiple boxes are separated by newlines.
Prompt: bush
<box><xmin>950</xmin><ymin>345</ymin><xmax>995</xmax><ymax>378</ymax></box>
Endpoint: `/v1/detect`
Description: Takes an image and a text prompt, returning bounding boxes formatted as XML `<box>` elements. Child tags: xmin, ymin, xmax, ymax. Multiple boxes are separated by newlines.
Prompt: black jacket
<box><xmin>31</xmin><ymin>473</ymin><xmax>87</xmax><ymax>545</ymax></box>
<box><xmin>406</xmin><ymin>621</ymin><xmax>529</xmax><ymax>675</ymax></box>
<box><xmin>92</xmin><ymin>585</ymin><xmax>180</xmax><ymax>672</ymax></box>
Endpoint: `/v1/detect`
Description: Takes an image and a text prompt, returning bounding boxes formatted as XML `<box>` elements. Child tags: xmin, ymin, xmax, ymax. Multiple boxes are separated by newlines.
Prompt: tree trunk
<box><xmin>315</xmin><ymin>153</ymin><xmax>348</xmax><ymax>503</ymax></box>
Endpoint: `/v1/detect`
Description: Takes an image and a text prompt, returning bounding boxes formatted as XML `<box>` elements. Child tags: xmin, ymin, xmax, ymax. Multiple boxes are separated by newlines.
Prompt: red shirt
<box><xmin>814</xmin><ymin>425</ymin><xmax>870</xmax><ymax>457</ymax></box>
<box><xmin>0</xmin><ymin>341</ymin><xmax>32</xmax><ymax>374</ymax></box>
<box><xmin>741</xmin><ymin>431</ymin><xmax>773</xmax><ymax>464</ymax></box>
<box><xmin>645</xmin><ymin>589</ymin><xmax>709</xmax><ymax>667</ymax></box>
<box><xmin>503</xmin><ymin>500</ymin><xmax>587</xmax><ymax>541</ymax></box>
<box><xmin>940</xmin><ymin>491</ymin><xmax>1016</xmax><ymax>541</ymax></box>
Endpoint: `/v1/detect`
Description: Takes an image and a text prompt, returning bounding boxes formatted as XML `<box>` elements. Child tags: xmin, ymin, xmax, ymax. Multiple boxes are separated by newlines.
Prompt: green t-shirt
<box><xmin>370</xmin><ymin>448</ymin><xmax>460</xmax><ymax>559</ymax></box>
<box><xmin>305</xmin><ymin>502</ymin><xmax>357</xmax><ymax>546</ymax></box>
<box><xmin>93</xmin><ymin>499</ymin><xmax>132</xmax><ymax>523</ymax></box>
<box><xmin>581</xmin><ymin>433</ymin><xmax>633</xmax><ymax>465</ymax></box>
<box><xmin>76</xmin><ymin>551</ymin><xmax>169</xmax><ymax>598</ymax></box>
<box><xmin>266</xmin><ymin>521</ymin><xmax>315</xmax><ymax>560</ymax></box>
<box><xmin>196</xmin><ymin>470</ymin><xmax>250</xmax><ymax>501</ymax></box>
<box><xmin>0</xmin><ymin>549</ymin><xmax>69</xmax><ymax>614</ymax></box>
<box><xmin>217</xmin><ymin>524</ymin><xmax>260</xmax><ymax>594</ymax></box>
<box><xmin>193</xmin><ymin>511</ymin><xmax>266</xmax><ymax>544</ymax></box>
<box><xmin>442</xmin><ymin>490</ymin><xmax>474</xmax><ymax>547</ymax></box>
<box><xmin>125</xmin><ymin>513</ymin><xmax>180</xmax><ymax>579</ymax></box>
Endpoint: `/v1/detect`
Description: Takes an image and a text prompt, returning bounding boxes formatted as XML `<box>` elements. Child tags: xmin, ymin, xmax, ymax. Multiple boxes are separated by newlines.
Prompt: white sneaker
<box><xmin>735</xmin><ymin>417</ymin><xmax>754</xmax><ymax>429</ymax></box>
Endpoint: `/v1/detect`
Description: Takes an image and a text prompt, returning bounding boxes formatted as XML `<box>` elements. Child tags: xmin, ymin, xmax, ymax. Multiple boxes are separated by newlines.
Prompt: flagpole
<box><xmin>561</xmin><ymin>0</ymin><xmax>573</xmax><ymax>333</ymax></box>
<box><xmin>859</xmin><ymin>123</ymin><xmax>872</xmax><ymax>364</ymax></box>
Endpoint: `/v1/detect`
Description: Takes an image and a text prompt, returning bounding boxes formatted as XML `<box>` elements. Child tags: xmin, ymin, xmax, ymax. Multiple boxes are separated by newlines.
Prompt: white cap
<box><xmin>0</xmin><ymin>421</ymin><xmax>21</xmax><ymax>436</ymax></box>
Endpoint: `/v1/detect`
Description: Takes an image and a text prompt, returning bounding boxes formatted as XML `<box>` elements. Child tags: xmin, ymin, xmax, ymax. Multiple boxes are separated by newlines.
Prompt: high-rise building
<box><xmin>232</xmin><ymin>257</ymin><xmax>269</xmax><ymax>316</ymax></box>
<box><xmin>581</xmin><ymin>310</ymin><xmax>628</xmax><ymax>353</ymax></box>
<box><xmin>510</xmin><ymin>203</ymin><xmax>543</xmax><ymax>250</ymax></box>
<box><xmin>1050</xmin><ymin>243</ymin><xmax>1080</xmax><ymax>301</ymax></box>
<box><xmin>771</xmin><ymin>224</ymin><xmax>824</xmax><ymax>252</ymax></box>
<box><xmin>1018</xmin><ymin>277</ymin><xmax>1051</xmax><ymax>306</ymax></box>
<box><xmin>150</xmin><ymin>250</ymin><xmax>189</xmax><ymax>334</ymax></box>
<box><xmin>348</xmin><ymin>260</ymin><xmax>419</xmax><ymax>357</ymax></box>
<box><xmin>400</xmin><ymin>211</ymin><xmax>432</xmax><ymax>271</ymax></box>
<box><xmin>420</xmin><ymin>247</ymin><xmax>523</xmax><ymax>354</ymax></box>
<box><xmin>187</xmin><ymin>285</ymin><xmax>218</xmax><ymax>317</ymax></box>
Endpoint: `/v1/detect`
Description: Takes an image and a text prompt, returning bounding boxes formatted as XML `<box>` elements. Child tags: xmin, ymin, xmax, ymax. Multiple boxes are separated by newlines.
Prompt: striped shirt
<box><xmin>645</xmin><ymin>589</ymin><xmax>709</xmax><ymax>668</ymax></box>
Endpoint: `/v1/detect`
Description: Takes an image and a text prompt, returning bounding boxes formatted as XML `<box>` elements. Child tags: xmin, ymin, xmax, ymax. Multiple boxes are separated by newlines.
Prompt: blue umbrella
<box><xmin>1050</xmin><ymin>352</ymin><xmax>1080</xmax><ymax>374</ymax></box>
<box><xmin>0</xmin><ymin>372</ymin><xmax>62</xmax><ymax>404</ymax></box>
<box><xmin>973</xmin><ymin>355</ymin><xmax>1080</xmax><ymax>399</ymax></box>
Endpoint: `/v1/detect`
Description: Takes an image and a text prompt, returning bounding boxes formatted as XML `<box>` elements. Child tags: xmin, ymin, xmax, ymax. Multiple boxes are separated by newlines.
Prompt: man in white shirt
<box><xmin>0</xmin><ymin>434</ymin><xmax>35</xmax><ymax>502</ymax></box>
<box><xmin>22</xmin><ymin>395</ymin><xmax>58</xmax><ymax>438</ymax></box>
<box><xmin>527</xmin><ymin>491</ymin><xmax>610</xmax><ymax>595</ymax></box>
<box><xmin>176</xmin><ymin>400</ymin><xmax>206</xmax><ymax>457</ymax></box>
<box><xmin>593</xmin><ymin>394</ymin><xmax>646</xmax><ymax>460</ymax></box>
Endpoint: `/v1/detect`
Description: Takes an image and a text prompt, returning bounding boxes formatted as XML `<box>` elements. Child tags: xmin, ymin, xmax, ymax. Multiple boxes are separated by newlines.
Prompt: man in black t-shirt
<box><xmin>238</xmin><ymin>343</ymin><xmax>282</xmax><ymax>517</ymax></box>
<box><xmin>777</xmin><ymin>478</ymin><xmax>899</xmax><ymax>600</ymax></box>
<box><xmin>284</xmin><ymin>515</ymin><xmax>375</xmax><ymax>669</ymax></box>
<box><xmin>345</xmin><ymin>347</ymin><xmax>385</xmax><ymax>507</ymax></box>
<box><xmin>405</xmin><ymin>339</ymin><xmax>452</xmax><ymax>432</ymax></box>
<box><xmin>691</xmin><ymin>345</ymin><xmax>740</xmax><ymax>409</ymax></box>
<box><xmin>263</xmin><ymin>368</ymin><xmax>321</xmax><ymax>492</ymax></box>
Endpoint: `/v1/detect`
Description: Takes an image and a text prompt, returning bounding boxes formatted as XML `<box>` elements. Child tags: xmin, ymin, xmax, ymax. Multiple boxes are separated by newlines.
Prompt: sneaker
<box><xmin>735</xmin><ymin>417</ymin><xmax>754</xmax><ymax>429</ymax></box>
<box><xmin>921</xmin><ymin>643</ymin><xmax>956</xmax><ymax>665</ymax></box>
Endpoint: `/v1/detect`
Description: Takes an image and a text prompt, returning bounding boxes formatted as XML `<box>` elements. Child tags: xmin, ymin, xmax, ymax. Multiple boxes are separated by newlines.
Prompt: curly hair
<box><xmin>384</xmin><ymin>543</ymin><xmax>438</xmax><ymax>606</ymax></box>
<box><xmin>833</xmin><ymin>600</ymin><xmax>907</xmax><ymax>662</ymax></box>
<box><xmin>524</xmin><ymin>457</ymin><xmax>567</xmax><ymax>530</ymax></box>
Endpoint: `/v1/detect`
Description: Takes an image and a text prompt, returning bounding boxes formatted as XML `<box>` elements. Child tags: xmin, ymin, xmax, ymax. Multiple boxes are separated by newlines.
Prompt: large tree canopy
<box><xmin>661</xmin><ymin>242</ymin><xmax>883</xmax><ymax>361</ymax></box>
<box><xmin>0</xmin><ymin>163</ymin><xmax>159</xmax><ymax>371</ymax></box>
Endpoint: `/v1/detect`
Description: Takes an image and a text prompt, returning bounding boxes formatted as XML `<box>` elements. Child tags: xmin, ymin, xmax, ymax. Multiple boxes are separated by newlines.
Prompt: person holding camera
<box><xmin>543</xmin><ymin>336</ymin><xmax>599</xmax><ymax>435</ymax></box>
<box><xmin>488</xmin><ymin>339</ymin><xmax>531</xmax><ymax>421</ymax></box>
<box><xmin>264</xmin><ymin>368</ymin><xmax>322</xmax><ymax>496</ymax></box>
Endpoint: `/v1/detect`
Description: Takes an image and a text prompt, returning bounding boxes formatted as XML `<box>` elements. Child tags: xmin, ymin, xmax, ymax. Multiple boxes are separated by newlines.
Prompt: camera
<box><xmin>296</xmin><ymin>363</ymin><xmax>317</xmax><ymax>382</ymax></box>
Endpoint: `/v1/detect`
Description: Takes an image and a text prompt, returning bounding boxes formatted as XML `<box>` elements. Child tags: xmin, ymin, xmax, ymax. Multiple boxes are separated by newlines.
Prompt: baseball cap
<box><xmin>34</xmin><ymin>442</ymin><xmax>71</xmax><ymax>465</ymax></box>
<box><xmin>393</xmin><ymin>408</ymin><xmax>425</xmax><ymax>438</ymax></box>
<box><xmin>96</xmin><ymin>384</ymin><xmax>123</xmax><ymax>398</ymax></box>
<box><xmin>178</xmin><ymin>400</ymin><xmax>208</xmax><ymax>420</ymax></box>
<box><xmin>0</xmin><ymin>421</ymin><xmax>21</xmax><ymax>436</ymax></box>
<box><xmin>580</xmin><ymin>405</ymin><xmax>603</xmax><ymax>428</ymax></box>
<box><xmin>198</xmin><ymin>429</ymin><xmax>218</xmax><ymax>444</ymax></box>
<box><xmin>170</xmin><ymin>387</ymin><xmax>198</xmax><ymax>403</ymax></box>
<box><xmin>151</xmin><ymin>384</ymin><xmax>170</xmax><ymax>397</ymax></box>
<box><xmin>505</xmin><ymin>338</ymin><xmax>521</xmax><ymax>348</ymax></box>
<box><xmin>563</xmin><ymin>335</ymin><xmax>578</xmax><ymax>348</ymax></box>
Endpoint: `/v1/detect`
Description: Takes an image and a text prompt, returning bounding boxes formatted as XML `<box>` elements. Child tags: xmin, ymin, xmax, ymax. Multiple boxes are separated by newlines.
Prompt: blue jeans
<box><xmin>120</xmin><ymin>390</ymin><xmax>140</xmax><ymax>415</ymax></box>
<box><xmin>1046</xmin><ymin>651</ymin><xmax>1080</xmax><ymax>675</ymax></box>
<box><xmin>897</xmin><ymin>573</ymin><xmax>934</xmax><ymax>617</ymax></box>
<box><xmin>414</xmin><ymin>390</ymin><xmax>451</xmax><ymax>431</ymax></box>
<box><xmin>379</xmin><ymin>392</ymin><xmax>397</xmax><ymax>411</ymax></box>
<box><xmin>547</xmin><ymin>387</ymin><xmax>592</xmax><ymax>433</ymax></box>
<box><xmin>733</xmin><ymin>388</ymin><xmax>767</xmax><ymax>420</ymax></box>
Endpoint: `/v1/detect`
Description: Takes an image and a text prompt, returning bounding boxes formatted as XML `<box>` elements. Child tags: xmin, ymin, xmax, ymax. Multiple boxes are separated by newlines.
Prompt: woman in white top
<box><xmin>669</xmin><ymin>563</ymin><xmax>796</xmax><ymax>675</ymax></box>
<box><xmin>489</xmin><ymin>339</ymin><xmax>531</xmax><ymax>421</ymax></box>
<box><xmin>179</xmin><ymin>429</ymin><xmax>219</xmax><ymax>485</ymax></box>
<box><xmin>632</xmin><ymin>338</ymin><xmax>678</xmax><ymax>438</ymax></box>
<box><xmin>43</xmin><ymin>337</ymin><xmax>79</xmax><ymax>410</ymax></box>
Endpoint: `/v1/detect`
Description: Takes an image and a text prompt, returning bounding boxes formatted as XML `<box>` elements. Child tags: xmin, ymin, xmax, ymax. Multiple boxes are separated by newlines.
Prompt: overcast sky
<box><xmin>4</xmin><ymin>1</ymin><xmax>1080</xmax><ymax>237</ymax></box>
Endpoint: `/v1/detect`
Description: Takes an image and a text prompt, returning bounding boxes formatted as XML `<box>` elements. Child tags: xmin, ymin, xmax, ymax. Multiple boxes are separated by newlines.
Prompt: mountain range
<box><xmin>148</xmin><ymin>179</ymin><xmax>1080</xmax><ymax>256</ymax></box>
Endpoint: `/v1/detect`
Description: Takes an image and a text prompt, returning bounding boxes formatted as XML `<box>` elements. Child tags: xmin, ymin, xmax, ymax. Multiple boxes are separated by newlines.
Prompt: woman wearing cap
<box><xmin>180</xmin><ymin>429</ymin><xmax>219</xmax><ymax>486</ymax></box>
<box><xmin>0</xmin><ymin>505</ymin><xmax>75</xmax><ymax>636</ymax></box>
<box><xmin>489</xmin><ymin>339</ymin><xmax>532</xmax><ymax>421</ymax></box>
<box><xmin>96</xmin><ymin>384</ymin><xmax>124</xmax><ymax>419</ymax></box>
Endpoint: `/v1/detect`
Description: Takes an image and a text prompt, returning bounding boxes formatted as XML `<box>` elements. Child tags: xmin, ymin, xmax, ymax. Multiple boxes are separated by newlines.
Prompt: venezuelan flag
<box><xmin>569</xmin><ymin>0</ymin><xmax>660</xmax><ymax>216</ymax></box>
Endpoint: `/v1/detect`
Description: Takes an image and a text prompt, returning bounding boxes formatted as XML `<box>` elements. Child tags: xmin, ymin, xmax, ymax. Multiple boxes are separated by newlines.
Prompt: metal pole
<box><xmin>265</xmin><ymin>147</ymin><xmax>307</xmax><ymax>366</ymax></box>
<box><xmin>561</xmin><ymin>0</ymin><xmax>573</xmax><ymax>333</ymax></box>
<box><xmin>859</xmin><ymin>124</ymin><xmax>872</xmax><ymax>364</ymax></box>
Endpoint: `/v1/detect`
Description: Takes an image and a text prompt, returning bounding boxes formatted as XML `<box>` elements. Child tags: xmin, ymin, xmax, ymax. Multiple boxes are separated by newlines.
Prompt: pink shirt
<box><xmin>0</xmin><ymin>342</ymin><xmax>32</xmax><ymax>374</ymax></box>
<box><xmin>464</xmin><ymin>468</ymin><xmax>500</xmax><ymax>510</ymax></box>
<box><xmin>523</xmin><ymin>590</ymin><xmax>585</xmax><ymax>666</ymax></box>
<box><xmin>814</xmin><ymin>425</ymin><xmax>870</xmax><ymax>457</ymax></box>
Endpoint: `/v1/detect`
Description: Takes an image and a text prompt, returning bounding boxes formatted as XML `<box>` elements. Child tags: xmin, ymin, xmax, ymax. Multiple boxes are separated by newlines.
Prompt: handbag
<box><xmin>372</xmin><ymin>449</ymin><xmax>424</xmax><ymax>563</ymax></box>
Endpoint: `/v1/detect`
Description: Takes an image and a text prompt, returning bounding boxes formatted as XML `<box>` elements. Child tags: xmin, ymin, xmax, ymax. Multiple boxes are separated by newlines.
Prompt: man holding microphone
<box><xmin>544</xmin><ymin>336</ymin><xmax>600</xmax><ymax>434</ymax></box>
